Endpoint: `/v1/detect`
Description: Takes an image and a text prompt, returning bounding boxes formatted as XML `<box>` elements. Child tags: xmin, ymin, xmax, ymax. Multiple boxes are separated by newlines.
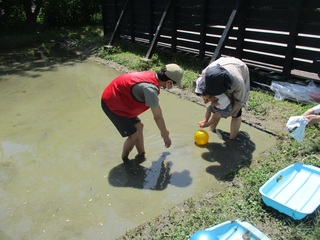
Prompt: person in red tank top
<box><xmin>101</xmin><ymin>64</ymin><xmax>183</xmax><ymax>164</ymax></box>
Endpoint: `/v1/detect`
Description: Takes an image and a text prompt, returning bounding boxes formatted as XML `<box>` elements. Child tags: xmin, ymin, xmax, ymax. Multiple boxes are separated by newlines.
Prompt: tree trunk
<box><xmin>23</xmin><ymin>0</ymin><xmax>43</xmax><ymax>25</ymax></box>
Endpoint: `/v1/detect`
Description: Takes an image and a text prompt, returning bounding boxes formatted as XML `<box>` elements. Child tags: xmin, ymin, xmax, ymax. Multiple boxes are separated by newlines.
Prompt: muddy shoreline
<box><xmin>86</xmin><ymin>53</ymin><xmax>284</xmax><ymax>136</ymax></box>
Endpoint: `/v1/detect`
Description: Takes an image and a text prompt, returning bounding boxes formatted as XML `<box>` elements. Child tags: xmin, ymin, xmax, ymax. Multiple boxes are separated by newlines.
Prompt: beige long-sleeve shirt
<box><xmin>203</xmin><ymin>57</ymin><xmax>250</xmax><ymax>106</ymax></box>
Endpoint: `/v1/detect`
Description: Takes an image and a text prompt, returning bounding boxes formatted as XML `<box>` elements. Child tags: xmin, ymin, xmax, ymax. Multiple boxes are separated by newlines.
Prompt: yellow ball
<box><xmin>194</xmin><ymin>130</ymin><xmax>209</xmax><ymax>146</ymax></box>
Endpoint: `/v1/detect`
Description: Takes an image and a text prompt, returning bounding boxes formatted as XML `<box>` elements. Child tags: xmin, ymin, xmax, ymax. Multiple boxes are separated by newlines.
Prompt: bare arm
<box><xmin>151</xmin><ymin>105</ymin><xmax>171</xmax><ymax>148</ymax></box>
<box><xmin>204</xmin><ymin>108</ymin><xmax>211</xmax><ymax>121</ymax></box>
<box><xmin>302</xmin><ymin>108</ymin><xmax>315</xmax><ymax>116</ymax></box>
<box><xmin>305</xmin><ymin>115</ymin><xmax>320</xmax><ymax>125</ymax></box>
<box><xmin>302</xmin><ymin>107</ymin><xmax>320</xmax><ymax>125</ymax></box>
<box><xmin>198</xmin><ymin>108</ymin><xmax>211</xmax><ymax>127</ymax></box>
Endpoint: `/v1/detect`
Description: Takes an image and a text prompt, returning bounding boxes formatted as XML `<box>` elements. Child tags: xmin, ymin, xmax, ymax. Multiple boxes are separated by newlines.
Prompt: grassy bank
<box><xmin>2</xmin><ymin>26</ymin><xmax>319</xmax><ymax>240</ymax></box>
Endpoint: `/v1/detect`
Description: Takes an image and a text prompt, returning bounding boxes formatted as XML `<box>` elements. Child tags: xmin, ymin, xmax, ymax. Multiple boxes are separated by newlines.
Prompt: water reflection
<box><xmin>0</xmin><ymin>45</ymin><xmax>82</xmax><ymax>78</ymax></box>
<box><xmin>0</xmin><ymin>46</ymin><xmax>276</xmax><ymax>239</ymax></box>
<box><xmin>1</xmin><ymin>141</ymin><xmax>32</xmax><ymax>158</ymax></box>
<box><xmin>201</xmin><ymin>130</ymin><xmax>256</xmax><ymax>181</ymax></box>
<box><xmin>108</xmin><ymin>152</ymin><xmax>192</xmax><ymax>190</ymax></box>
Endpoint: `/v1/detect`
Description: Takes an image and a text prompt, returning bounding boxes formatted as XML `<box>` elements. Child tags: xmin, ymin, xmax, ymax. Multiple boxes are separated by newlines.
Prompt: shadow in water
<box><xmin>0</xmin><ymin>44</ymin><xmax>84</xmax><ymax>79</ymax></box>
<box><xmin>108</xmin><ymin>152</ymin><xmax>192</xmax><ymax>190</ymax></box>
<box><xmin>201</xmin><ymin>130</ymin><xmax>256</xmax><ymax>181</ymax></box>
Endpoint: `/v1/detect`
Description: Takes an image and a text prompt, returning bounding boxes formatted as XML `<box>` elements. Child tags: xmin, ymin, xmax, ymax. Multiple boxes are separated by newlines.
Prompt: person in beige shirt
<box><xmin>195</xmin><ymin>57</ymin><xmax>250</xmax><ymax>139</ymax></box>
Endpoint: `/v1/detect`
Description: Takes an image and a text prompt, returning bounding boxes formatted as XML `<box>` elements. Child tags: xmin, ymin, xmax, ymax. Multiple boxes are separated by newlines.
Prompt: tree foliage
<box><xmin>0</xmin><ymin>0</ymin><xmax>101</xmax><ymax>32</ymax></box>
<box><xmin>41</xmin><ymin>0</ymin><xmax>101</xmax><ymax>28</ymax></box>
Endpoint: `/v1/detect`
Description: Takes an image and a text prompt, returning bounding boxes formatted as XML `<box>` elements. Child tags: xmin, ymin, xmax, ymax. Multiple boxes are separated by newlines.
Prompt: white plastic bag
<box><xmin>286</xmin><ymin>116</ymin><xmax>309</xmax><ymax>142</ymax></box>
<box><xmin>270</xmin><ymin>80</ymin><xmax>320</xmax><ymax>104</ymax></box>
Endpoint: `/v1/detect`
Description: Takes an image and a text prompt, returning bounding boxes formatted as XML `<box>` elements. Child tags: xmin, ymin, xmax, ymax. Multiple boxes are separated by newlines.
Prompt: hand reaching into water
<box><xmin>161</xmin><ymin>130</ymin><xmax>171</xmax><ymax>148</ymax></box>
<box><xmin>198</xmin><ymin>120</ymin><xmax>207</xmax><ymax>128</ymax></box>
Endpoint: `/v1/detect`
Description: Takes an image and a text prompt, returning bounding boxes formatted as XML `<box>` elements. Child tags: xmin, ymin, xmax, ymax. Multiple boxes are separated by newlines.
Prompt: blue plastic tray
<box><xmin>190</xmin><ymin>220</ymin><xmax>270</xmax><ymax>240</ymax></box>
<box><xmin>259</xmin><ymin>162</ymin><xmax>320</xmax><ymax>220</ymax></box>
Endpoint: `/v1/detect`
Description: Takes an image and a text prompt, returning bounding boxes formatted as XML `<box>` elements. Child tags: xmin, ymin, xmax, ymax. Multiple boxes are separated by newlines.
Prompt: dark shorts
<box><xmin>208</xmin><ymin>104</ymin><xmax>242</xmax><ymax>118</ymax></box>
<box><xmin>233</xmin><ymin>108</ymin><xmax>242</xmax><ymax>118</ymax></box>
<box><xmin>208</xmin><ymin>104</ymin><xmax>232</xmax><ymax>118</ymax></box>
<box><xmin>101</xmin><ymin>99</ymin><xmax>140</xmax><ymax>137</ymax></box>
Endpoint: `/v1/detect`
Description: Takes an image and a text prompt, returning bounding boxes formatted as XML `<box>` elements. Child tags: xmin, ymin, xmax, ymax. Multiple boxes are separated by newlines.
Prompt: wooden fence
<box><xmin>100</xmin><ymin>0</ymin><xmax>320</xmax><ymax>82</ymax></box>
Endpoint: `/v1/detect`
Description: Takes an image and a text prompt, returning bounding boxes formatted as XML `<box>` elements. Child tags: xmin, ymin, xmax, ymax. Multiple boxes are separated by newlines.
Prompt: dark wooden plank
<box><xmin>294</xmin><ymin>48</ymin><xmax>320</xmax><ymax>62</ymax></box>
<box><xmin>296</xmin><ymin>36</ymin><xmax>320</xmax><ymax>49</ymax></box>
<box><xmin>176</xmin><ymin>40</ymin><xmax>201</xmax><ymax>50</ymax></box>
<box><xmin>282</xmin><ymin>0</ymin><xmax>303</xmax><ymax>80</ymax></box>
<box><xmin>204</xmin><ymin>35</ymin><xmax>222</xmax><ymax>46</ymax></box>
<box><xmin>102</xmin><ymin>0</ymin><xmax>320</xmax><ymax>81</ymax></box>
<box><xmin>299</xmin><ymin>11</ymin><xmax>320</xmax><ymax>23</ymax></box>
<box><xmin>301</xmin><ymin>0</ymin><xmax>320</xmax><ymax>9</ymax></box>
<box><xmin>205</xmin><ymin>26</ymin><xmax>225</xmax><ymax>35</ymax></box>
<box><xmin>220</xmin><ymin>47</ymin><xmax>238</xmax><ymax>56</ymax></box>
<box><xmin>145</xmin><ymin>0</ymin><xmax>173</xmax><ymax>59</ymax></box>
<box><xmin>174</xmin><ymin>6</ymin><xmax>202</xmax><ymax>15</ymax></box>
<box><xmin>297</xmin><ymin>23</ymin><xmax>320</xmax><ymax>35</ymax></box>
<box><xmin>157</xmin><ymin>36</ymin><xmax>172</xmax><ymax>45</ymax></box>
<box><xmin>243</xmin><ymin>41</ymin><xmax>287</xmax><ymax>56</ymax></box>
<box><xmin>201</xmin><ymin>48</ymin><xmax>238</xmax><ymax>58</ymax></box>
<box><xmin>176</xmin><ymin>31</ymin><xmax>202</xmax><ymax>42</ymax></box>
<box><xmin>175</xmin><ymin>22</ymin><xmax>204</xmax><ymax>31</ymax></box>
<box><xmin>291</xmin><ymin>63</ymin><xmax>319</xmax><ymax>74</ymax></box>
<box><xmin>157</xmin><ymin>36</ymin><xmax>201</xmax><ymax>51</ymax></box>
<box><xmin>241</xmin><ymin>51</ymin><xmax>285</xmax><ymax>68</ymax></box>
<box><xmin>209</xmin><ymin>0</ymin><xmax>246</xmax><ymax>62</ymax></box>
<box><xmin>248</xmin><ymin>0</ymin><xmax>293</xmax><ymax>8</ymax></box>
<box><xmin>244</xmin><ymin>30</ymin><xmax>289</xmax><ymax>44</ymax></box>
<box><xmin>134</xmin><ymin>31</ymin><xmax>152</xmax><ymax>38</ymax></box>
<box><xmin>245</xmin><ymin>19</ymin><xmax>291</xmax><ymax>32</ymax></box>
<box><xmin>246</xmin><ymin>9</ymin><xmax>294</xmax><ymax>22</ymax></box>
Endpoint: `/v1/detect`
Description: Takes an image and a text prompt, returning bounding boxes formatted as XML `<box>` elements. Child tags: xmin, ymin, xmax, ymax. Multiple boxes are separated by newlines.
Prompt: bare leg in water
<box><xmin>121</xmin><ymin>122</ymin><xmax>145</xmax><ymax>162</ymax></box>
<box><xmin>230</xmin><ymin>116</ymin><xmax>241</xmax><ymax>139</ymax></box>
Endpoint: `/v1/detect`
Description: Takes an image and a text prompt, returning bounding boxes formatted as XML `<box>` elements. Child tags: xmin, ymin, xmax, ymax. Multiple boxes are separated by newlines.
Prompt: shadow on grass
<box><xmin>201</xmin><ymin>130</ymin><xmax>256</xmax><ymax>181</ymax></box>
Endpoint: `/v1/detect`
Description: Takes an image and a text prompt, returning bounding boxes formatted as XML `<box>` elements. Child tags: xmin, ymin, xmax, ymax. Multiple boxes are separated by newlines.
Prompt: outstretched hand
<box><xmin>305</xmin><ymin>114</ymin><xmax>320</xmax><ymax>125</ymax></box>
<box><xmin>197</xmin><ymin>120</ymin><xmax>207</xmax><ymax>128</ymax></box>
<box><xmin>161</xmin><ymin>130</ymin><xmax>171</xmax><ymax>148</ymax></box>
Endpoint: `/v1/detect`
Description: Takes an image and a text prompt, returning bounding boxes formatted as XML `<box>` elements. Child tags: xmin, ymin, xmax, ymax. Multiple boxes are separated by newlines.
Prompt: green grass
<box><xmin>94</xmin><ymin>32</ymin><xmax>320</xmax><ymax>240</ymax></box>
<box><xmin>2</xmin><ymin>26</ymin><xmax>319</xmax><ymax>240</ymax></box>
<box><xmin>117</xmin><ymin>130</ymin><xmax>320</xmax><ymax>239</ymax></box>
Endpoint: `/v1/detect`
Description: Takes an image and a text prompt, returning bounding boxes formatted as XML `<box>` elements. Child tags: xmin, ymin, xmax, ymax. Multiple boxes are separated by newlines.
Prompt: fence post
<box><xmin>282</xmin><ymin>0</ymin><xmax>303</xmax><ymax>81</ymax></box>
<box><xmin>100</xmin><ymin>0</ymin><xmax>108</xmax><ymax>36</ymax></box>
<box><xmin>106</xmin><ymin>0</ymin><xmax>130</xmax><ymax>47</ymax></box>
<box><xmin>148</xmin><ymin>0</ymin><xmax>154</xmax><ymax>44</ymax></box>
<box><xmin>210</xmin><ymin>0</ymin><xmax>244</xmax><ymax>63</ymax></box>
<box><xmin>143</xmin><ymin>0</ymin><xmax>173</xmax><ymax>60</ymax></box>
<box><xmin>129</xmin><ymin>0</ymin><xmax>135</xmax><ymax>43</ymax></box>
<box><xmin>199</xmin><ymin>0</ymin><xmax>208</xmax><ymax>59</ymax></box>
<box><xmin>234</xmin><ymin>0</ymin><xmax>247</xmax><ymax>59</ymax></box>
<box><xmin>171</xmin><ymin>0</ymin><xmax>177</xmax><ymax>53</ymax></box>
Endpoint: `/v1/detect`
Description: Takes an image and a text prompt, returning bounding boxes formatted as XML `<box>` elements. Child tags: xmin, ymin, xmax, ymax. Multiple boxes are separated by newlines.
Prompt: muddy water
<box><xmin>0</xmin><ymin>50</ymin><xmax>276</xmax><ymax>239</ymax></box>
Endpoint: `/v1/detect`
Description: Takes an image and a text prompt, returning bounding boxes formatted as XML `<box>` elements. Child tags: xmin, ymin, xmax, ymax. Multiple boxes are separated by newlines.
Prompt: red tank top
<box><xmin>102</xmin><ymin>72</ymin><xmax>160</xmax><ymax>118</ymax></box>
